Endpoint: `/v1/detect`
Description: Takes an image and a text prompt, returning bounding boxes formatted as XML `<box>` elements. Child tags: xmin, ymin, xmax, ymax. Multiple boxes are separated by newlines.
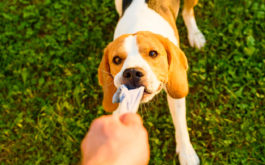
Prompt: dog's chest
<box><xmin>114</xmin><ymin>0</ymin><xmax>178</xmax><ymax>46</ymax></box>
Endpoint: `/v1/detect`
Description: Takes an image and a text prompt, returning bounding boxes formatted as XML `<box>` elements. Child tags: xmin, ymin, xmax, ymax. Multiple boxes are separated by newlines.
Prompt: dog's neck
<box><xmin>114</xmin><ymin>0</ymin><xmax>178</xmax><ymax>46</ymax></box>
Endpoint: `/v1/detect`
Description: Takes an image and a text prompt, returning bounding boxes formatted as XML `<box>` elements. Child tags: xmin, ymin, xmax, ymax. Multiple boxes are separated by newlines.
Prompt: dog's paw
<box><xmin>188</xmin><ymin>31</ymin><xmax>206</xmax><ymax>49</ymax></box>
<box><xmin>177</xmin><ymin>144</ymin><xmax>200</xmax><ymax>165</ymax></box>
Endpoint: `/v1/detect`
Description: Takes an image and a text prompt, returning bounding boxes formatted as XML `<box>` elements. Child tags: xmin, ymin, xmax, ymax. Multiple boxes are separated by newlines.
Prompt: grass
<box><xmin>0</xmin><ymin>0</ymin><xmax>264</xmax><ymax>164</ymax></box>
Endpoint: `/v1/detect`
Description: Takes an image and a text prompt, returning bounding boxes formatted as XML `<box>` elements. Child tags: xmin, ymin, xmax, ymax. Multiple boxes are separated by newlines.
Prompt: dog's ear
<box><xmin>160</xmin><ymin>37</ymin><xmax>189</xmax><ymax>98</ymax></box>
<box><xmin>98</xmin><ymin>45</ymin><xmax>119</xmax><ymax>112</ymax></box>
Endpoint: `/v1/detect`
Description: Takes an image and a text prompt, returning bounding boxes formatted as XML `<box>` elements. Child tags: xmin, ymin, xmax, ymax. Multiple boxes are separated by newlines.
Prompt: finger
<box><xmin>119</xmin><ymin>113</ymin><xmax>143</xmax><ymax>126</ymax></box>
<box><xmin>90</xmin><ymin>115</ymin><xmax>114</xmax><ymax>129</ymax></box>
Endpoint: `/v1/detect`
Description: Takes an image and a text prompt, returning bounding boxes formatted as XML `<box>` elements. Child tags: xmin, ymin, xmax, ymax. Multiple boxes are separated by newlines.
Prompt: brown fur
<box><xmin>136</xmin><ymin>31</ymin><xmax>188</xmax><ymax>98</ymax></box>
<box><xmin>98</xmin><ymin>34</ymin><xmax>130</xmax><ymax>112</ymax></box>
<box><xmin>147</xmin><ymin>0</ymin><xmax>180</xmax><ymax>44</ymax></box>
<box><xmin>183</xmin><ymin>0</ymin><xmax>198</xmax><ymax>12</ymax></box>
<box><xmin>158</xmin><ymin>35</ymin><xmax>189</xmax><ymax>98</ymax></box>
<box><xmin>147</xmin><ymin>0</ymin><xmax>199</xmax><ymax>45</ymax></box>
<box><xmin>136</xmin><ymin>32</ymin><xmax>169</xmax><ymax>83</ymax></box>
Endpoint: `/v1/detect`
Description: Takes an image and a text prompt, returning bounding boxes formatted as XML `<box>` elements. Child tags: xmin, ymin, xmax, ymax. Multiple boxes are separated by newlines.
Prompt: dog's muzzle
<box><xmin>122</xmin><ymin>67</ymin><xmax>145</xmax><ymax>89</ymax></box>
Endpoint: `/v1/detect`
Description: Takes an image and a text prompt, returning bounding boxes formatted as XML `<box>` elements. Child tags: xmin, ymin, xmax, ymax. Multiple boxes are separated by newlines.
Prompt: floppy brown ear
<box><xmin>98</xmin><ymin>47</ymin><xmax>118</xmax><ymax>112</ymax></box>
<box><xmin>162</xmin><ymin>38</ymin><xmax>189</xmax><ymax>98</ymax></box>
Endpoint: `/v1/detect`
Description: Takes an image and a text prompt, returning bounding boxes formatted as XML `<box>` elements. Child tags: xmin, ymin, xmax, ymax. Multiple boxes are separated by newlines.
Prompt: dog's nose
<box><xmin>122</xmin><ymin>68</ymin><xmax>145</xmax><ymax>89</ymax></box>
<box><xmin>123</xmin><ymin>68</ymin><xmax>144</xmax><ymax>80</ymax></box>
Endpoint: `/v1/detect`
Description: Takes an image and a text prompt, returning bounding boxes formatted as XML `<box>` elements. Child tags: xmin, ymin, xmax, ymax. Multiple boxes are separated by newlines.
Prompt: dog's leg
<box><xmin>182</xmin><ymin>0</ymin><xmax>206</xmax><ymax>49</ymax></box>
<box><xmin>167</xmin><ymin>95</ymin><xmax>199</xmax><ymax>165</ymax></box>
<box><xmin>115</xmin><ymin>0</ymin><xmax>123</xmax><ymax>16</ymax></box>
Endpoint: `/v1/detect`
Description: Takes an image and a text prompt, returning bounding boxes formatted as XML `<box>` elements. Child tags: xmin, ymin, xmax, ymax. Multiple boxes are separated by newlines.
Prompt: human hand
<box><xmin>81</xmin><ymin>113</ymin><xmax>150</xmax><ymax>165</ymax></box>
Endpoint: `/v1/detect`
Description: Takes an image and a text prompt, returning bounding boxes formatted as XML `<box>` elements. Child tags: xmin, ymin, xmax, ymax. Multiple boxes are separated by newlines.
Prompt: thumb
<box><xmin>119</xmin><ymin>113</ymin><xmax>143</xmax><ymax>127</ymax></box>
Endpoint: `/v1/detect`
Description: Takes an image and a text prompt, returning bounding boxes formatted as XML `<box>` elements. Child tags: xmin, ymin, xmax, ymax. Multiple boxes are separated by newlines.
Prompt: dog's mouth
<box><xmin>124</xmin><ymin>83</ymin><xmax>154</xmax><ymax>95</ymax></box>
<box><xmin>126</xmin><ymin>85</ymin><xmax>152</xmax><ymax>95</ymax></box>
<box><xmin>142</xmin><ymin>88</ymin><xmax>152</xmax><ymax>101</ymax></box>
<box><xmin>120</xmin><ymin>80</ymin><xmax>163</xmax><ymax>102</ymax></box>
<box><xmin>144</xmin><ymin>88</ymin><xmax>152</xmax><ymax>95</ymax></box>
<box><xmin>141</xmin><ymin>84</ymin><xmax>163</xmax><ymax>102</ymax></box>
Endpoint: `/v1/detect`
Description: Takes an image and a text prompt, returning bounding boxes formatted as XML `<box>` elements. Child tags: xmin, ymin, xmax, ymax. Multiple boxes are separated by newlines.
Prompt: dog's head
<box><xmin>98</xmin><ymin>31</ymin><xmax>188</xmax><ymax>112</ymax></box>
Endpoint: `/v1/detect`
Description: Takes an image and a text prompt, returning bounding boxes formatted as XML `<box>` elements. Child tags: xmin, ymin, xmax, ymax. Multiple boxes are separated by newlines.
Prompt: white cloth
<box><xmin>112</xmin><ymin>85</ymin><xmax>144</xmax><ymax>115</ymax></box>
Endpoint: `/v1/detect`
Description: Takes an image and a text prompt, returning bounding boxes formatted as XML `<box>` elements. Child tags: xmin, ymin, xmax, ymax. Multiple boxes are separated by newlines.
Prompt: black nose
<box><xmin>122</xmin><ymin>68</ymin><xmax>145</xmax><ymax>89</ymax></box>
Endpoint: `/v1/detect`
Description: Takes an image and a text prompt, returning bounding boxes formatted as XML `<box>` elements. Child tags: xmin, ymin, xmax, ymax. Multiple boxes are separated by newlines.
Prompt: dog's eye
<box><xmin>113</xmin><ymin>56</ymin><xmax>122</xmax><ymax>65</ymax></box>
<box><xmin>149</xmin><ymin>50</ymin><xmax>158</xmax><ymax>58</ymax></box>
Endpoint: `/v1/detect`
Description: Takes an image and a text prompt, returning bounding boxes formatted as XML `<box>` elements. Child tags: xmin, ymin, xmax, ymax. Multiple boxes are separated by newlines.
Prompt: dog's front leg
<box><xmin>167</xmin><ymin>95</ymin><xmax>199</xmax><ymax>165</ymax></box>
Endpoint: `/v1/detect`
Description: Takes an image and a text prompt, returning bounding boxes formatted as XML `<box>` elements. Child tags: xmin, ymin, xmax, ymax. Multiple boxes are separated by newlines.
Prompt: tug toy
<box><xmin>112</xmin><ymin>85</ymin><xmax>144</xmax><ymax>115</ymax></box>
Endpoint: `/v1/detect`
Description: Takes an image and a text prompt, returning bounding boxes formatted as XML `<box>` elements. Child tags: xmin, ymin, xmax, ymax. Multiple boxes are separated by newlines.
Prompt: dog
<box><xmin>98</xmin><ymin>0</ymin><xmax>205</xmax><ymax>164</ymax></box>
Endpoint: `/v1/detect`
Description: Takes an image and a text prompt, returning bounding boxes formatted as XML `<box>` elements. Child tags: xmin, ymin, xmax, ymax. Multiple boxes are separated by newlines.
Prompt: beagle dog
<box><xmin>98</xmin><ymin>0</ymin><xmax>205</xmax><ymax>164</ymax></box>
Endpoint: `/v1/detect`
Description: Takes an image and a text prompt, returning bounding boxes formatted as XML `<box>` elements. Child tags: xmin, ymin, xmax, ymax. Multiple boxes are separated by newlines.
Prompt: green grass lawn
<box><xmin>0</xmin><ymin>0</ymin><xmax>264</xmax><ymax>164</ymax></box>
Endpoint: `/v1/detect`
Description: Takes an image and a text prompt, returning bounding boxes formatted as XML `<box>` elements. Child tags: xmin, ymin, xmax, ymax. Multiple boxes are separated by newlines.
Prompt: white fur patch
<box><xmin>114</xmin><ymin>0</ymin><xmax>178</xmax><ymax>46</ymax></box>
<box><xmin>167</xmin><ymin>96</ymin><xmax>200</xmax><ymax>165</ymax></box>
<box><xmin>182</xmin><ymin>10</ymin><xmax>206</xmax><ymax>49</ymax></box>
<box><xmin>115</xmin><ymin>0</ymin><xmax>122</xmax><ymax>16</ymax></box>
<box><xmin>113</xmin><ymin>35</ymin><xmax>161</xmax><ymax>102</ymax></box>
